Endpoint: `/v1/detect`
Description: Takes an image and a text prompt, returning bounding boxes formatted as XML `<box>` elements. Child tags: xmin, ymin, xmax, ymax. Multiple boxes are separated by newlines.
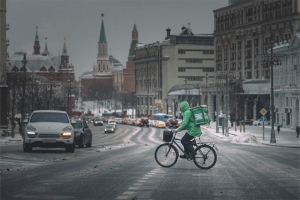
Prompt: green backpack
<box><xmin>191</xmin><ymin>105</ymin><xmax>210</xmax><ymax>125</ymax></box>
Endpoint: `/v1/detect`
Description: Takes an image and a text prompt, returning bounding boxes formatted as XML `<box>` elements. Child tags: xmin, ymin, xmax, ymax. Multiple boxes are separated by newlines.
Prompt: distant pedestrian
<box><xmin>296</xmin><ymin>126</ymin><xmax>299</xmax><ymax>138</ymax></box>
<box><xmin>277</xmin><ymin>125</ymin><xmax>280</xmax><ymax>134</ymax></box>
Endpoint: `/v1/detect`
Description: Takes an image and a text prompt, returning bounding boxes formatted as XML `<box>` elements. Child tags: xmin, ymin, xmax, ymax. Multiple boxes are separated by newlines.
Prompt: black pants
<box><xmin>181</xmin><ymin>132</ymin><xmax>195</xmax><ymax>155</ymax></box>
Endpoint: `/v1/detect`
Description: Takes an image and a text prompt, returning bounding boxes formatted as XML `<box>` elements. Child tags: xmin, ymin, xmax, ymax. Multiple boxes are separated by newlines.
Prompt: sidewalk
<box><xmin>0</xmin><ymin>124</ymin><xmax>23</xmax><ymax>145</ymax></box>
<box><xmin>202</xmin><ymin>122</ymin><xmax>300</xmax><ymax>148</ymax></box>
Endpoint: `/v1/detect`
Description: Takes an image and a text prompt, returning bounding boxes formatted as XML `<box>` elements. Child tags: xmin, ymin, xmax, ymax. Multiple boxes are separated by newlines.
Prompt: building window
<box><xmin>203</xmin><ymin>67</ymin><xmax>214</xmax><ymax>72</ymax></box>
<box><xmin>178</xmin><ymin>49</ymin><xmax>186</xmax><ymax>54</ymax></box>
<box><xmin>203</xmin><ymin>50</ymin><xmax>214</xmax><ymax>54</ymax></box>
<box><xmin>178</xmin><ymin>67</ymin><xmax>186</xmax><ymax>72</ymax></box>
<box><xmin>186</xmin><ymin>59</ymin><xmax>202</xmax><ymax>63</ymax></box>
<box><xmin>286</xmin><ymin>97</ymin><xmax>288</xmax><ymax>107</ymax></box>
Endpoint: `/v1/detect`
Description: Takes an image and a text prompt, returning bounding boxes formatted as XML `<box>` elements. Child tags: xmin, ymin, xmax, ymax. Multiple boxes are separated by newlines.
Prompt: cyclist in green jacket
<box><xmin>174</xmin><ymin>101</ymin><xmax>201</xmax><ymax>159</ymax></box>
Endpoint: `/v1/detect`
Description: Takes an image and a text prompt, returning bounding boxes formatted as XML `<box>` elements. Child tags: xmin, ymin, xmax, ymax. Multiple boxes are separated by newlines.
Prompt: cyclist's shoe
<box><xmin>187</xmin><ymin>152</ymin><xmax>196</xmax><ymax>160</ymax></box>
<box><xmin>179</xmin><ymin>154</ymin><xmax>187</xmax><ymax>159</ymax></box>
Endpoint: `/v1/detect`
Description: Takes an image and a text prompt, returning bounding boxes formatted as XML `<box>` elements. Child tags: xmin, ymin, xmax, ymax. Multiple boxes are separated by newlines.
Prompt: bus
<box><xmin>149</xmin><ymin>113</ymin><xmax>171</xmax><ymax>122</ymax></box>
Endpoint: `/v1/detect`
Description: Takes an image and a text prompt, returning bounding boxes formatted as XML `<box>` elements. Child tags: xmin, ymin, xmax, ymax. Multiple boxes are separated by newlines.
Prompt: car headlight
<box><xmin>63</xmin><ymin>125</ymin><xmax>73</xmax><ymax>131</ymax></box>
<box><xmin>105</xmin><ymin>129</ymin><xmax>106</xmax><ymax>131</ymax></box>
<box><xmin>26</xmin><ymin>124</ymin><xmax>36</xmax><ymax>131</ymax></box>
<box><xmin>61</xmin><ymin>132</ymin><xmax>72</xmax><ymax>138</ymax></box>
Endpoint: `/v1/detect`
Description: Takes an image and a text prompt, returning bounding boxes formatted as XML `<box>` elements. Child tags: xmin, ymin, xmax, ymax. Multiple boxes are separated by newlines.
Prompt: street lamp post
<box><xmin>21</xmin><ymin>54</ymin><xmax>27</xmax><ymax>129</ymax></box>
<box><xmin>164</xmin><ymin>98</ymin><xmax>168</xmax><ymax>114</ymax></box>
<box><xmin>206</xmin><ymin>73</ymin><xmax>208</xmax><ymax>106</ymax></box>
<box><xmin>49</xmin><ymin>70</ymin><xmax>53</xmax><ymax>110</ymax></box>
<box><xmin>257</xmin><ymin>41</ymin><xmax>282</xmax><ymax>143</ymax></box>
<box><xmin>216</xmin><ymin>71</ymin><xmax>238</xmax><ymax>136</ymax></box>
<box><xmin>184</xmin><ymin>78</ymin><xmax>188</xmax><ymax>101</ymax></box>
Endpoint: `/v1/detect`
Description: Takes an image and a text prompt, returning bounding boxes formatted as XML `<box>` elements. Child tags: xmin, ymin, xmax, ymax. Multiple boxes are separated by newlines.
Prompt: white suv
<box><xmin>23</xmin><ymin>110</ymin><xmax>75</xmax><ymax>153</ymax></box>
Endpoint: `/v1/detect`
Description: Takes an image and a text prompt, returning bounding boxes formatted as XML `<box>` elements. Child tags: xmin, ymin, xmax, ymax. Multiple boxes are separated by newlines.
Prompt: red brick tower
<box><xmin>123</xmin><ymin>23</ymin><xmax>138</xmax><ymax>94</ymax></box>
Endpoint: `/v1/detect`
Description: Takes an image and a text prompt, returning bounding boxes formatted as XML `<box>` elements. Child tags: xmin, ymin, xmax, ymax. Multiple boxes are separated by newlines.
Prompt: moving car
<box><xmin>108</xmin><ymin>120</ymin><xmax>117</xmax><ymax>129</ymax></box>
<box><xmin>139</xmin><ymin>117</ymin><xmax>150</xmax><ymax>127</ymax></box>
<box><xmin>104</xmin><ymin>125</ymin><xmax>115</xmax><ymax>133</ymax></box>
<box><xmin>84</xmin><ymin>117</ymin><xmax>93</xmax><ymax>123</ymax></box>
<box><xmin>93</xmin><ymin>116</ymin><xmax>103</xmax><ymax>126</ymax></box>
<box><xmin>23</xmin><ymin>110</ymin><xmax>75</xmax><ymax>153</ymax></box>
<box><xmin>72</xmin><ymin>119</ymin><xmax>92</xmax><ymax>148</ymax></box>
<box><xmin>156</xmin><ymin>121</ymin><xmax>166</xmax><ymax>128</ymax></box>
<box><xmin>166</xmin><ymin>118</ymin><xmax>179</xmax><ymax>129</ymax></box>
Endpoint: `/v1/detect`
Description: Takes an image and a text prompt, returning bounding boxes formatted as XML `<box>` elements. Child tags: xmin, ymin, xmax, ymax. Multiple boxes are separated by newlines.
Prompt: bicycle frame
<box><xmin>165</xmin><ymin>131</ymin><xmax>218</xmax><ymax>157</ymax></box>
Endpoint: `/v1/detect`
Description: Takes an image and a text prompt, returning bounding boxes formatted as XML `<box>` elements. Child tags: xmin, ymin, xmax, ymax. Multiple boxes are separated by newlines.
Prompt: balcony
<box><xmin>6</xmin><ymin>40</ymin><xmax>9</xmax><ymax>46</ymax></box>
<box><xmin>6</xmin><ymin>24</ymin><xmax>9</xmax><ymax>30</ymax></box>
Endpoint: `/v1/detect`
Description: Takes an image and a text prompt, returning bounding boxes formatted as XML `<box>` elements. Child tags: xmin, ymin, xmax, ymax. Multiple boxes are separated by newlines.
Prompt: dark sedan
<box><xmin>72</xmin><ymin>119</ymin><xmax>92</xmax><ymax>148</ymax></box>
<box><xmin>104</xmin><ymin>125</ymin><xmax>115</xmax><ymax>133</ymax></box>
<box><xmin>166</xmin><ymin>118</ymin><xmax>179</xmax><ymax>129</ymax></box>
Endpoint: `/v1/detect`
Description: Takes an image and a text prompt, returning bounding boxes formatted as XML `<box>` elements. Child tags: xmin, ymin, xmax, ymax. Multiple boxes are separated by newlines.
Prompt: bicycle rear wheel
<box><xmin>155</xmin><ymin>143</ymin><xmax>178</xmax><ymax>168</ymax></box>
<box><xmin>193</xmin><ymin>144</ymin><xmax>217</xmax><ymax>169</ymax></box>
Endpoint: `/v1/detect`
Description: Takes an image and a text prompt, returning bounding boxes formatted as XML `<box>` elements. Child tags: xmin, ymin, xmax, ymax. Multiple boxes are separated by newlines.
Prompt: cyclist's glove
<box><xmin>174</xmin><ymin>129</ymin><xmax>178</xmax><ymax>133</ymax></box>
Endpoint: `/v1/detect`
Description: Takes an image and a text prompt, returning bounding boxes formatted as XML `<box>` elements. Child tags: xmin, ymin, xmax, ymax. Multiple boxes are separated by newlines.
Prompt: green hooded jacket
<box><xmin>177</xmin><ymin>101</ymin><xmax>201</xmax><ymax>137</ymax></box>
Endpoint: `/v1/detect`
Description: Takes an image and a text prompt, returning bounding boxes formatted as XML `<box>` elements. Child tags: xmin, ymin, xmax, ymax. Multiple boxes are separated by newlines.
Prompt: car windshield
<box><xmin>30</xmin><ymin>112</ymin><xmax>69</xmax><ymax>123</ymax></box>
<box><xmin>106</xmin><ymin>125</ymin><xmax>113</xmax><ymax>128</ymax></box>
<box><xmin>72</xmin><ymin>120</ymin><xmax>83</xmax><ymax>128</ymax></box>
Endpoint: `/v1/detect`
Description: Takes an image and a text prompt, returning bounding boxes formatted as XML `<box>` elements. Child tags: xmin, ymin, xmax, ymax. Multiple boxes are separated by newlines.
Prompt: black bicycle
<box><xmin>155</xmin><ymin>130</ymin><xmax>218</xmax><ymax>169</ymax></box>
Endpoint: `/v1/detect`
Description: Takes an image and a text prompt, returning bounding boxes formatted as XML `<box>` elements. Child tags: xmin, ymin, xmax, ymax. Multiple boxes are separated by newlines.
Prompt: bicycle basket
<box><xmin>163</xmin><ymin>130</ymin><xmax>174</xmax><ymax>142</ymax></box>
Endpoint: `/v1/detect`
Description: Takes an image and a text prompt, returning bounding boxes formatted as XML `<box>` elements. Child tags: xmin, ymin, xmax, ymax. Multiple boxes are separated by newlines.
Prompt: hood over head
<box><xmin>179</xmin><ymin>101</ymin><xmax>190</xmax><ymax>112</ymax></box>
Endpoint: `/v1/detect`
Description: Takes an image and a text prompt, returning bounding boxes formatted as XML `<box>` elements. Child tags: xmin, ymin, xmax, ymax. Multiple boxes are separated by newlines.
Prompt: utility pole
<box><xmin>257</xmin><ymin>41</ymin><xmax>282</xmax><ymax>143</ymax></box>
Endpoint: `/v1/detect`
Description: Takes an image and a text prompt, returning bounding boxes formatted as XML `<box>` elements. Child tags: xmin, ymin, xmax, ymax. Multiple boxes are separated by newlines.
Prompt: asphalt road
<box><xmin>1</xmin><ymin>124</ymin><xmax>299</xmax><ymax>200</ymax></box>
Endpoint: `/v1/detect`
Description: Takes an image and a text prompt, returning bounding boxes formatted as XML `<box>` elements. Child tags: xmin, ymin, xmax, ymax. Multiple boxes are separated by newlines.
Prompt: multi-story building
<box><xmin>213</xmin><ymin>0</ymin><xmax>299</xmax><ymax>80</ymax></box>
<box><xmin>213</xmin><ymin>0</ymin><xmax>300</xmax><ymax>122</ymax></box>
<box><xmin>6</xmin><ymin>27</ymin><xmax>76</xmax><ymax>114</ymax></box>
<box><xmin>134</xmin><ymin>24</ymin><xmax>215</xmax><ymax>118</ymax></box>
<box><xmin>273</xmin><ymin>26</ymin><xmax>300</xmax><ymax>129</ymax></box>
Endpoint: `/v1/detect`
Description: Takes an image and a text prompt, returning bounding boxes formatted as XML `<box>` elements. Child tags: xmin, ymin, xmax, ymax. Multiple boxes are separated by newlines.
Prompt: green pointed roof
<box><xmin>133</xmin><ymin>23</ymin><xmax>137</xmax><ymax>32</ymax></box>
<box><xmin>99</xmin><ymin>19</ymin><xmax>107</xmax><ymax>43</ymax></box>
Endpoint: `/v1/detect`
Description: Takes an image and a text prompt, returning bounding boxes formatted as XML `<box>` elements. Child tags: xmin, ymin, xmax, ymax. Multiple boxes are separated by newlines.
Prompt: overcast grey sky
<box><xmin>7</xmin><ymin>0</ymin><xmax>228</xmax><ymax>80</ymax></box>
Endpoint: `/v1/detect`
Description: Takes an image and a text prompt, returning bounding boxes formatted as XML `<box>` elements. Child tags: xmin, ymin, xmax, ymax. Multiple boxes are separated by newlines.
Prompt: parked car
<box><xmin>139</xmin><ymin>117</ymin><xmax>150</xmax><ymax>127</ymax></box>
<box><xmin>93</xmin><ymin>117</ymin><xmax>103</xmax><ymax>126</ymax></box>
<box><xmin>23</xmin><ymin>110</ymin><xmax>75</xmax><ymax>153</ymax></box>
<box><xmin>253</xmin><ymin>119</ymin><xmax>270</xmax><ymax>126</ymax></box>
<box><xmin>104</xmin><ymin>125</ymin><xmax>115</xmax><ymax>133</ymax></box>
<box><xmin>72</xmin><ymin>119</ymin><xmax>92</xmax><ymax>148</ymax></box>
<box><xmin>241</xmin><ymin>119</ymin><xmax>253</xmax><ymax>125</ymax></box>
<box><xmin>166</xmin><ymin>118</ymin><xmax>179</xmax><ymax>129</ymax></box>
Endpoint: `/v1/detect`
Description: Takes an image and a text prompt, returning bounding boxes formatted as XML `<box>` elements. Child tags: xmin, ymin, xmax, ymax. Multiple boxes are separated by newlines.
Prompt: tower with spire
<box><xmin>129</xmin><ymin>22</ymin><xmax>138</xmax><ymax>56</ymax></box>
<box><xmin>33</xmin><ymin>26</ymin><xmax>40</xmax><ymax>55</ymax></box>
<box><xmin>61</xmin><ymin>36</ymin><xmax>69</xmax><ymax>67</ymax></box>
<box><xmin>42</xmin><ymin>37</ymin><xmax>49</xmax><ymax>56</ymax></box>
<box><xmin>95</xmin><ymin>13</ymin><xmax>111</xmax><ymax>74</ymax></box>
<box><xmin>123</xmin><ymin>22</ymin><xmax>139</xmax><ymax>94</ymax></box>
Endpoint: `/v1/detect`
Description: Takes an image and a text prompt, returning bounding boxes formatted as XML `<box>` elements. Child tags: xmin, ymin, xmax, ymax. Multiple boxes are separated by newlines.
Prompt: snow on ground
<box><xmin>231</xmin><ymin>133</ymin><xmax>258</xmax><ymax>144</ymax></box>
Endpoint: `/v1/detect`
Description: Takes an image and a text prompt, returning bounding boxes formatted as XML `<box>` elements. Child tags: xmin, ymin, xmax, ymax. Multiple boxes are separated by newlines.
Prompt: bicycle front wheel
<box><xmin>193</xmin><ymin>145</ymin><xmax>217</xmax><ymax>169</ymax></box>
<box><xmin>155</xmin><ymin>143</ymin><xmax>178</xmax><ymax>168</ymax></box>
